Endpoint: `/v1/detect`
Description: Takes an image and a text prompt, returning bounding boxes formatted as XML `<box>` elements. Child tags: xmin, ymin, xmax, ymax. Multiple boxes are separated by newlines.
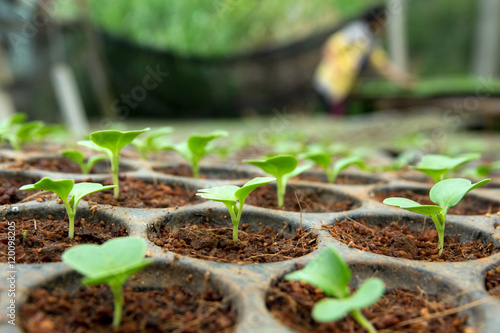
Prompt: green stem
<box><xmin>110</xmin><ymin>283</ymin><xmax>124</xmax><ymax>328</ymax></box>
<box><xmin>226</xmin><ymin>205</ymin><xmax>239</xmax><ymax>241</ymax></box>
<box><xmin>327</xmin><ymin>169</ymin><xmax>336</xmax><ymax>184</ymax></box>
<box><xmin>431</xmin><ymin>213</ymin><xmax>446</xmax><ymax>256</ymax></box>
<box><xmin>112</xmin><ymin>153</ymin><xmax>120</xmax><ymax>199</ymax></box>
<box><xmin>191</xmin><ymin>159</ymin><xmax>200</xmax><ymax>178</ymax></box>
<box><xmin>351</xmin><ymin>309</ymin><xmax>377</xmax><ymax>333</ymax></box>
<box><xmin>277</xmin><ymin>176</ymin><xmax>286</xmax><ymax>207</ymax></box>
<box><xmin>62</xmin><ymin>200</ymin><xmax>75</xmax><ymax>239</ymax></box>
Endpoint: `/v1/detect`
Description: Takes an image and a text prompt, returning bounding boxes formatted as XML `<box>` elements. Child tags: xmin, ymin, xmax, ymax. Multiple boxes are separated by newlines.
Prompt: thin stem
<box><xmin>110</xmin><ymin>283</ymin><xmax>124</xmax><ymax>328</ymax></box>
<box><xmin>191</xmin><ymin>158</ymin><xmax>200</xmax><ymax>178</ymax></box>
<box><xmin>351</xmin><ymin>309</ymin><xmax>377</xmax><ymax>333</ymax></box>
<box><xmin>112</xmin><ymin>153</ymin><xmax>120</xmax><ymax>199</ymax></box>
<box><xmin>225</xmin><ymin>204</ymin><xmax>239</xmax><ymax>241</ymax></box>
<box><xmin>63</xmin><ymin>200</ymin><xmax>75</xmax><ymax>239</ymax></box>
<box><xmin>277</xmin><ymin>176</ymin><xmax>286</xmax><ymax>207</ymax></box>
<box><xmin>431</xmin><ymin>213</ymin><xmax>446</xmax><ymax>256</ymax></box>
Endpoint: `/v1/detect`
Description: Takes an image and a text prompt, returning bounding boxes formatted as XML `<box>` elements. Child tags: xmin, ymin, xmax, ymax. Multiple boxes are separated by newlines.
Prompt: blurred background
<box><xmin>0</xmin><ymin>0</ymin><xmax>499</xmax><ymax>130</ymax></box>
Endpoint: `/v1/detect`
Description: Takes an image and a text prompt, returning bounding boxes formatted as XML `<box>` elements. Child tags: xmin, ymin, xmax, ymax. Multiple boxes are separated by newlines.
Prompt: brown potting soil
<box><xmin>7</xmin><ymin>158</ymin><xmax>84</xmax><ymax>173</ymax></box>
<box><xmin>20</xmin><ymin>284</ymin><xmax>236</xmax><ymax>333</ymax></box>
<box><xmin>85</xmin><ymin>177</ymin><xmax>203</xmax><ymax>208</ymax></box>
<box><xmin>373</xmin><ymin>189</ymin><xmax>499</xmax><ymax>216</ymax></box>
<box><xmin>0</xmin><ymin>216</ymin><xmax>127</xmax><ymax>263</ymax></box>
<box><xmin>245</xmin><ymin>185</ymin><xmax>355</xmax><ymax>213</ymax></box>
<box><xmin>485</xmin><ymin>266</ymin><xmax>500</xmax><ymax>297</ymax></box>
<box><xmin>325</xmin><ymin>219</ymin><xmax>497</xmax><ymax>262</ymax></box>
<box><xmin>155</xmin><ymin>164</ymin><xmax>253</xmax><ymax>180</ymax></box>
<box><xmin>150</xmin><ymin>222</ymin><xmax>317</xmax><ymax>264</ymax></box>
<box><xmin>266</xmin><ymin>279</ymin><xmax>470</xmax><ymax>333</ymax></box>
<box><xmin>0</xmin><ymin>176</ymin><xmax>36</xmax><ymax>205</ymax></box>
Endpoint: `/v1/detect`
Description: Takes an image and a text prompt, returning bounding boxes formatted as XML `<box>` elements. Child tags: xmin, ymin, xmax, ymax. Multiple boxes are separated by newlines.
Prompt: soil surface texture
<box><xmin>155</xmin><ymin>164</ymin><xmax>255</xmax><ymax>180</ymax></box>
<box><xmin>325</xmin><ymin>219</ymin><xmax>497</xmax><ymax>262</ymax></box>
<box><xmin>0</xmin><ymin>176</ymin><xmax>36</xmax><ymax>205</ymax></box>
<box><xmin>150</xmin><ymin>222</ymin><xmax>317</xmax><ymax>264</ymax></box>
<box><xmin>246</xmin><ymin>185</ymin><xmax>355</xmax><ymax>213</ymax></box>
<box><xmin>485</xmin><ymin>266</ymin><xmax>500</xmax><ymax>297</ymax></box>
<box><xmin>8</xmin><ymin>158</ymin><xmax>84</xmax><ymax>173</ymax></box>
<box><xmin>373</xmin><ymin>189</ymin><xmax>499</xmax><ymax>215</ymax></box>
<box><xmin>267</xmin><ymin>279</ymin><xmax>470</xmax><ymax>333</ymax></box>
<box><xmin>0</xmin><ymin>216</ymin><xmax>127</xmax><ymax>263</ymax></box>
<box><xmin>21</xmin><ymin>284</ymin><xmax>236</xmax><ymax>333</ymax></box>
<box><xmin>86</xmin><ymin>177</ymin><xmax>203</xmax><ymax>208</ymax></box>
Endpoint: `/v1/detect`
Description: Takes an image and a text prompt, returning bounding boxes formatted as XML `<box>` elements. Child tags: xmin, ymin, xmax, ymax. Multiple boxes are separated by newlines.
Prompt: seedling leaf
<box><xmin>410</xmin><ymin>154</ymin><xmax>480</xmax><ymax>182</ymax></box>
<box><xmin>70</xmin><ymin>183</ymin><xmax>116</xmax><ymax>207</ymax></box>
<box><xmin>245</xmin><ymin>155</ymin><xmax>298</xmax><ymax>177</ymax></box>
<box><xmin>286</xmin><ymin>246</ymin><xmax>350</xmax><ymax>298</ymax></box>
<box><xmin>430</xmin><ymin>178</ymin><xmax>491</xmax><ymax>210</ymax></box>
<box><xmin>382</xmin><ymin>197</ymin><xmax>442</xmax><ymax>216</ymax></box>
<box><xmin>197</xmin><ymin>186</ymin><xmax>239</xmax><ymax>205</ymax></box>
<box><xmin>312</xmin><ymin>278</ymin><xmax>385</xmax><ymax>323</ymax></box>
<box><xmin>89</xmin><ymin>128</ymin><xmax>150</xmax><ymax>155</ymax></box>
<box><xmin>19</xmin><ymin>177</ymin><xmax>73</xmax><ymax>201</ymax></box>
<box><xmin>234</xmin><ymin>177</ymin><xmax>276</xmax><ymax>203</ymax></box>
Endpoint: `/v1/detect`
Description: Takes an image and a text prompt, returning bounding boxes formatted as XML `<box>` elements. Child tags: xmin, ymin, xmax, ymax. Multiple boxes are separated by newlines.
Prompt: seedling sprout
<box><xmin>20</xmin><ymin>177</ymin><xmax>115</xmax><ymax>239</ymax></box>
<box><xmin>303</xmin><ymin>152</ymin><xmax>365</xmax><ymax>183</ymax></box>
<box><xmin>164</xmin><ymin>130</ymin><xmax>228</xmax><ymax>178</ymax></box>
<box><xmin>78</xmin><ymin>128</ymin><xmax>150</xmax><ymax>198</ymax></box>
<box><xmin>197</xmin><ymin>177</ymin><xmax>276</xmax><ymax>241</ymax></box>
<box><xmin>383</xmin><ymin>178</ymin><xmax>490</xmax><ymax>256</ymax></box>
<box><xmin>62</xmin><ymin>237</ymin><xmax>153</xmax><ymax>328</ymax></box>
<box><xmin>131</xmin><ymin>126</ymin><xmax>173</xmax><ymax>159</ymax></box>
<box><xmin>410</xmin><ymin>153</ymin><xmax>480</xmax><ymax>183</ymax></box>
<box><xmin>244</xmin><ymin>155</ymin><xmax>311</xmax><ymax>207</ymax></box>
<box><xmin>286</xmin><ymin>246</ymin><xmax>384</xmax><ymax>333</ymax></box>
<box><xmin>60</xmin><ymin>150</ymin><xmax>107</xmax><ymax>174</ymax></box>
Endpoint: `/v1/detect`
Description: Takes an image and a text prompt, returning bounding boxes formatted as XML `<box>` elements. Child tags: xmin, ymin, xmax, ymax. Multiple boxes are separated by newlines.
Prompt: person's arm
<box><xmin>369</xmin><ymin>46</ymin><xmax>416</xmax><ymax>89</ymax></box>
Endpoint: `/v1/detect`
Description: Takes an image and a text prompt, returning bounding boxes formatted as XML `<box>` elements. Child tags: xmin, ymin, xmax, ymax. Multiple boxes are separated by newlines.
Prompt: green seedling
<box><xmin>60</xmin><ymin>150</ymin><xmax>107</xmax><ymax>174</ymax></box>
<box><xmin>303</xmin><ymin>152</ymin><xmax>365</xmax><ymax>183</ymax></box>
<box><xmin>463</xmin><ymin>160</ymin><xmax>500</xmax><ymax>179</ymax></box>
<box><xmin>410</xmin><ymin>153</ymin><xmax>480</xmax><ymax>183</ymax></box>
<box><xmin>131</xmin><ymin>126</ymin><xmax>173</xmax><ymax>159</ymax></box>
<box><xmin>197</xmin><ymin>177</ymin><xmax>275</xmax><ymax>241</ymax></box>
<box><xmin>22</xmin><ymin>231</ymin><xmax>27</xmax><ymax>239</ymax></box>
<box><xmin>164</xmin><ymin>130</ymin><xmax>228</xmax><ymax>178</ymax></box>
<box><xmin>78</xmin><ymin>128</ymin><xmax>150</xmax><ymax>198</ymax></box>
<box><xmin>20</xmin><ymin>177</ymin><xmax>115</xmax><ymax>239</ymax></box>
<box><xmin>0</xmin><ymin>119</ymin><xmax>44</xmax><ymax>151</ymax></box>
<box><xmin>62</xmin><ymin>237</ymin><xmax>153</xmax><ymax>328</ymax></box>
<box><xmin>383</xmin><ymin>178</ymin><xmax>490</xmax><ymax>256</ymax></box>
<box><xmin>286</xmin><ymin>246</ymin><xmax>384</xmax><ymax>333</ymax></box>
<box><xmin>244</xmin><ymin>155</ymin><xmax>312</xmax><ymax>207</ymax></box>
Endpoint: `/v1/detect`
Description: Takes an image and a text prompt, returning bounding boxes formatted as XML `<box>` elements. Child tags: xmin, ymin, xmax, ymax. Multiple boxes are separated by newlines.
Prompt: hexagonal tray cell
<box><xmin>323</xmin><ymin>212</ymin><xmax>500</xmax><ymax>262</ymax></box>
<box><xmin>0</xmin><ymin>203</ymin><xmax>128</xmax><ymax>264</ymax></box>
<box><xmin>147</xmin><ymin>205</ymin><xmax>320</xmax><ymax>264</ymax></box>
<box><xmin>370</xmin><ymin>184</ymin><xmax>500</xmax><ymax>215</ymax></box>
<box><xmin>245</xmin><ymin>183</ymin><xmax>362</xmax><ymax>213</ymax></box>
<box><xmin>153</xmin><ymin>163</ymin><xmax>264</xmax><ymax>180</ymax></box>
<box><xmin>297</xmin><ymin>169</ymin><xmax>386</xmax><ymax>185</ymax></box>
<box><xmin>82</xmin><ymin>176</ymin><xmax>204</xmax><ymax>208</ymax></box>
<box><xmin>266</xmin><ymin>260</ymin><xmax>487</xmax><ymax>332</ymax></box>
<box><xmin>15</xmin><ymin>261</ymin><xmax>237</xmax><ymax>333</ymax></box>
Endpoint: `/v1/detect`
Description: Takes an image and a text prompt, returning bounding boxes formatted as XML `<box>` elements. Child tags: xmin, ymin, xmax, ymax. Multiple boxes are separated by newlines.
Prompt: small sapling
<box><xmin>383</xmin><ymin>178</ymin><xmax>490</xmax><ymax>256</ymax></box>
<box><xmin>244</xmin><ymin>155</ymin><xmax>311</xmax><ymax>207</ymax></box>
<box><xmin>286</xmin><ymin>246</ymin><xmax>384</xmax><ymax>333</ymax></box>
<box><xmin>20</xmin><ymin>177</ymin><xmax>116</xmax><ymax>239</ymax></box>
<box><xmin>303</xmin><ymin>152</ymin><xmax>365</xmax><ymax>183</ymax></box>
<box><xmin>197</xmin><ymin>177</ymin><xmax>276</xmax><ymax>241</ymax></box>
<box><xmin>131</xmin><ymin>126</ymin><xmax>173</xmax><ymax>159</ymax></box>
<box><xmin>62</xmin><ymin>237</ymin><xmax>153</xmax><ymax>328</ymax></box>
<box><xmin>79</xmin><ymin>128</ymin><xmax>150</xmax><ymax>198</ymax></box>
<box><xmin>164</xmin><ymin>130</ymin><xmax>228</xmax><ymax>178</ymax></box>
<box><xmin>410</xmin><ymin>153</ymin><xmax>480</xmax><ymax>183</ymax></box>
<box><xmin>60</xmin><ymin>150</ymin><xmax>107</xmax><ymax>174</ymax></box>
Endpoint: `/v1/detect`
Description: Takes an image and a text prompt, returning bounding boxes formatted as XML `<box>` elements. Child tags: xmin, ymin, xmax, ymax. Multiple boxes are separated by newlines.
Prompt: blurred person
<box><xmin>313</xmin><ymin>5</ymin><xmax>415</xmax><ymax>116</ymax></box>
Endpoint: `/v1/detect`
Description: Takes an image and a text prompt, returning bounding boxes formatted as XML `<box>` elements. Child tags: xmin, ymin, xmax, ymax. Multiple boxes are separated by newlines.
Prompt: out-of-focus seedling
<box><xmin>286</xmin><ymin>246</ymin><xmax>384</xmax><ymax>333</ymax></box>
<box><xmin>303</xmin><ymin>152</ymin><xmax>365</xmax><ymax>183</ymax></box>
<box><xmin>383</xmin><ymin>178</ymin><xmax>490</xmax><ymax>256</ymax></box>
<box><xmin>60</xmin><ymin>150</ymin><xmax>107</xmax><ymax>174</ymax></box>
<box><xmin>62</xmin><ymin>237</ymin><xmax>153</xmax><ymax>328</ymax></box>
<box><xmin>164</xmin><ymin>130</ymin><xmax>228</xmax><ymax>178</ymax></box>
<box><xmin>78</xmin><ymin>128</ymin><xmax>150</xmax><ymax>198</ymax></box>
<box><xmin>244</xmin><ymin>155</ymin><xmax>311</xmax><ymax>207</ymax></box>
<box><xmin>410</xmin><ymin>153</ymin><xmax>480</xmax><ymax>183</ymax></box>
<box><xmin>131</xmin><ymin>126</ymin><xmax>173</xmax><ymax>159</ymax></box>
<box><xmin>20</xmin><ymin>177</ymin><xmax>115</xmax><ymax>239</ymax></box>
<box><xmin>197</xmin><ymin>177</ymin><xmax>276</xmax><ymax>241</ymax></box>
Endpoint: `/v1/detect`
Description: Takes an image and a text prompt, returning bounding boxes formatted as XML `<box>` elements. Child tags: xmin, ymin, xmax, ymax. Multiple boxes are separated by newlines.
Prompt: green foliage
<box><xmin>303</xmin><ymin>152</ymin><xmax>365</xmax><ymax>183</ymax></box>
<box><xmin>463</xmin><ymin>161</ymin><xmax>500</xmax><ymax>179</ymax></box>
<box><xmin>62</xmin><ymin>237</ymin><xmax>153</xmax><ymax>327</ymax></box>
<box><xmin>164</xmin><ymin>130</ymin><xmax>228</xmax><ymax>178</ymax></box>
<box><xmin>60</xmin><ymin>150</ymin><xmax>107</xmax><ymax>174</ymax></box>
<box><xmin>20</xmin><ymin>177</ymin><xmax>115</xmax><ymax>239</ymax></box>
<box><xmin>79</xmin><ymin>128</ymin><xmax>150</xmax><ymax>198</ymax></box>
<box><xmin>244</xmin><ymin>155</ymin><xmax>311</xmax><ymax>207</ymax></box>
<box><xmin>410</xmin><ymin>153</ymin><xmax>480</xmax><ymax>183</ymax></box>
<box><xmin>0</xmin><ymin>113</ymin><xmax>44</xmax><ymax>151</ymax></box>
<box><xmin>383</xmin><ymin>178</ymin><xmax>490</xmax><ymax>256</ymax></box>
<box><xmin>197</xmin><ymin>177</ymin><xmax>275</xmax><ymax>241</ymax></box>
<box><xmin>286</xmin><ymin>246</ymin><xmax>384</xmax><ymax>332</ymax></box>
<box><xmin>131</xmin><ymin>126</ymin><xmax>173</xmax><ymax>159</ymax></box>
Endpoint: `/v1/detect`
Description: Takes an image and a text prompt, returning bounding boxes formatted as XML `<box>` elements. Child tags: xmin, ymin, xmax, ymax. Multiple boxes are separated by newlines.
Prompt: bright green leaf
<box><xmin>430</xmin><ymin>178</ymin><xmax>491</xmax><ymax>210</ymax></box>
<box><xmin>383</xmin><ymin>197</ymin><xmax>443</xmax><ymax>216</ymax></box>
